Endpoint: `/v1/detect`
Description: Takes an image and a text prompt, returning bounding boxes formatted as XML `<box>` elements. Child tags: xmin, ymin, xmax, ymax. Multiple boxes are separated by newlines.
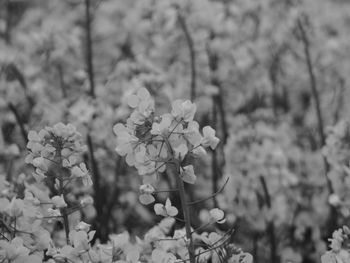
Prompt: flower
<box><xmin>139</xmin><ymin>184</ymin><xmax>155</xmax><ymax>205</ymax></box>
<box><xmin>171</xmin><ymin>100</ymin><xmax>196</xmax><ymax>122</ymax></box>
<box><xmin>201</xmin><ymin>126</ymin><xmax>220</xmax><ymax>150</ymax></box>
<box><xmin>180</xmin><ymin>165</ymin><xmax>196</xmax><ymax>184</ymax></box>
<box><xmin>51</xmin><ymin>195</ymin><xmax>67</xmax><ymax>208</ymax></box>
<box><xmin>71</xmin><ymin>163</ymin><xmax>92</xmax><ymax>186</ymax></box>
<box><xmin>210</xmin><ymin>208</ymin><xmax>226</xmax><ymax>224</ymax></box>
<box><xmin>154</xmin><ymin>198</ymin><xmax>178</xmax><ymax>217</ymax></box>
<box><xmin>151</xmin><ymin>115</ymin><xmax>172</xmax><ymax>136</ymax></box>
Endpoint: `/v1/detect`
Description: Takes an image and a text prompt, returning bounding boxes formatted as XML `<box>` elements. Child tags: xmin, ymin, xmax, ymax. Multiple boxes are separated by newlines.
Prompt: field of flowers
<box><xmin>1</xmin><ymin>0</ymin><xmax>350</xmax><ymax>262</ymax></box>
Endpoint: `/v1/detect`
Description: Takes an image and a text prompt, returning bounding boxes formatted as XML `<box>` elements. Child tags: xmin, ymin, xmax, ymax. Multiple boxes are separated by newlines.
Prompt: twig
<box><xmin>187</xmin><ymin>177</ymin><xmax>229</xmax><ymax>206</ymax></box>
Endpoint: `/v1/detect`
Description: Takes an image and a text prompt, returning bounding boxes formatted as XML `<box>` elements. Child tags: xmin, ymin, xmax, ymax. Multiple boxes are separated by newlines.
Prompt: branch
<box><xmin>187</xmin><ymin>177</ymin><xmax>229</xmax><ymax>206</ymax></box>
<box><xmin>177</xmin><ymin>10</ymin><xmax>197</xmax><ymax>101</ymax></box>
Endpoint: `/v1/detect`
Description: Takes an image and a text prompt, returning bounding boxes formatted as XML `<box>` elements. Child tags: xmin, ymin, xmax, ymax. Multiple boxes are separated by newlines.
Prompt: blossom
<box><xmin>0</xmin><ymin>237</ymin><xmax>30</xmax><ymax>262</ymax></box>
<box><xmin>75</xmin><ymin>221</ymin><xmax>91</xmax><ymax>232</ymax></box>
<box><xmin>183</xmin><ymin>121</ymin><xmax>202</xmax><ymax>146</ymax></box>
<box><xmin>139</xmin><ymin>184</ymin><xmax>155</xmax><ymax>205</ymax></box>
<box><xmin>201</xmin><ymin>126</ymin><xmax>220</xmax><ymax>150</ymax></box>
<box><xmin>180</xmin><ymin>165</ymin><xmax>196</xmax><ymax>184</ymax></box>
<box><xmin>127</xmin><ymin>87</ymin><xmax>151</xmax><ymax>108</ymax></box>
<box><xmin>210</xmin><ymin>208</ymin><xmax>226</xmax><ymax>224</ymax></box>
<box><xmin>71</xmin><ymin>163</ymin><xmax>92</xmax><ymax>186</ymax></box>
<box><xmin>151</xmin><ymin>114</ymin><xmax>172</xmax><ymax>136</ymax></box>
<box><xmin>51</xmin><ymin>195</ymin><xmax>67</xmax><ymax>208</ymax></box>
<box><xmin>171</xmin><ymin>100</ymin><xmax>196</xmax><ymax>122</ymax></box>
<box><xmin>113</xmin><ymin>123</ymin><xmax>138</xmax><ymax>165</ymax></box>
<box><xmin>154</xmin><ymin>198</ymin><xmax>178</xmax><ymax>217</ymax></box>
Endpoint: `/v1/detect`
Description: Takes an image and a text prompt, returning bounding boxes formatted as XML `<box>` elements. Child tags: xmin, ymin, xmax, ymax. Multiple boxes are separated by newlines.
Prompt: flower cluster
<box><xmin>114</xmin><ymin>87</ymin><xmax>220</xmax><ymax>203</ymax></box>
<box><xmin>321</xmin><ymin>226</ymin><xmax>350</xmax><ymax>263</ymax></box>
<box><xmin>113</xmin><ymin>87</ymin><xmax>253</xmax><ymax>263</ymax></box>
<box><xmin>25</xmin><ymin>122</ymin><xmax>92</xmax><ymax>186</ymax></box>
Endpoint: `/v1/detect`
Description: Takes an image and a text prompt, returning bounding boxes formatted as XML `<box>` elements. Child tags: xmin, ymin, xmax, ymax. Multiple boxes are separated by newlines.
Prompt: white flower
<box><xmin>51</xmin><ymin>195</ymin><xmax>67</xmax><ymax>209</ymax></box>
<box><xmin>139</xmin><ymin>184</ymin><xmax>155</xmax><ymax>205</ymax></box>
<box><xmin>171</xmin><ymin>100</ymin><xmax>196</xmax><ymax>122</ymax></box>
<box><xmin>75</xmin><ymin>221</ymin><xmax>91</xmax><ymax>232</ymax></box>
<box><xmin>201</xmin><ymin>126</ymin><xmax>220</xmax><ymax>150</ymax></box>
<box><xmin>154</xmin><ymin>198</ymin><xmax>178</xmax><ymax>217</ymax></box>
<box><xmin>71</xmin><ymin>163</ymin><xmax>92</xmax><ymax>186</ymax></box>
<box><xmin>180</xmin><ymin>165</ymin><xmax>196</xmax><ymax>184</ymax></box>
<box><xmin>210</xmin><ymin>208</ymin><xmax>226</xmax><ymax>224</ymax></box>
<box><xmin>151</xmin><ymin>115</ymin><xmax>172</xmax><ymax>136</ymax></box>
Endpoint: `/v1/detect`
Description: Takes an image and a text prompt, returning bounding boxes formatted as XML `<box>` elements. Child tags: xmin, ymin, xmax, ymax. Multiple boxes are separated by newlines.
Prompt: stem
<box><xmin>87</xmin><ymin>134</ymin><xmax>101</xmax><ymax>213</ymax></box>
<box><xmin>177</xmin><ymin>10</ymin><xmax>196</xmax><ymax>101</ymax></box>
<box><xmin>85</xmin><ymin>0</ymin><xmax>95</xmax><ymax>98</ymax></box>
<box><xmin>59</xmin><ymin>179</ymin><xmax>70</xmax><ymax>245</ymax></box>
<box><xmin>5</xmin><ymin>0</ymin><xmax>11</xmax><ymax>44</ymax></box>
<box><xmin>211</xmin><ymin>97</ymin><xmax>219</xmax><ymax>208</ymax></box>
<box><xmin>297</xmin><ymin>18</ymin><xmax>333</xmax><ymax>194</ymax></box>
<box><xmin>175</xmin><ymin>164</ymin><xmax>195</xmax><ymax>263</ymax></box>
<box><xmin>8</xmin><ymin>102</ymin><xmax>28</xmax><ymax>144</ymax></box>
<box><xmin>57</xmin><ymin>146</ymin><xmax>69</xmax><ymax>245</ymax></box>
<box><xmin>259</xmin><ymin>176</ymin><xmax>277</xmax><ymax>263</ymax></box>
<box><xmin>57</xmin><ymin>64</ymin><xmax>67</xmax><ymax>98</ymax></box>
<box><xmin>207</xmin><ymin>44</ymin><xmax>228</xmax><ymax>144</ymax></box>
<box><xmin>163</xmin><ymin>137</ymin><xmax>195</xmax><ymax>263</ymax></box>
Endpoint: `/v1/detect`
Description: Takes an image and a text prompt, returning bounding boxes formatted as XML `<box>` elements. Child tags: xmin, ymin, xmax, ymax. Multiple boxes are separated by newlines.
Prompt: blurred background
<box><xmin>1</xmin><ymin>0</ymin><xmax>350</xmax><ymax>262</ymax></box>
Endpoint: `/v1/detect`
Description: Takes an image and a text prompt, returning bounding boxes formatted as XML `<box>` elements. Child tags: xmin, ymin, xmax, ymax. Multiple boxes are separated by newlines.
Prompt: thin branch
<box><xmin>187</xmin><ymin>177</ymin><xmax>229</xmax><ymax>206</ymax></box>
<box><xmin>177</xmin><ymin>10</ymin><xmax>197</xmax><ymax>101</ymax></box>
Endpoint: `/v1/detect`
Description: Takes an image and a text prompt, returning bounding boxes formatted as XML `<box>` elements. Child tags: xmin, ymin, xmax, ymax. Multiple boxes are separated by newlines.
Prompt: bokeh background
<box><xmin>1</xmin><ymin>0</ymin><xmax>350</xmax><ymax>262</ymax></box>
